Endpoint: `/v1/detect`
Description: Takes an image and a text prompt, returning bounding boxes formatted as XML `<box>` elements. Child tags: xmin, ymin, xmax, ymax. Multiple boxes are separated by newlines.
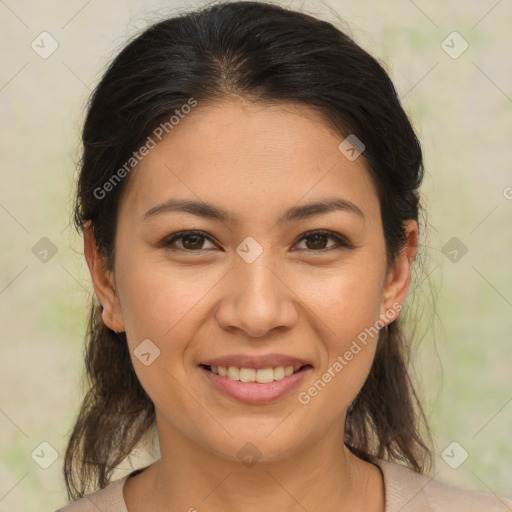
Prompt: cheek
<box><xmin>115</xmin><ymin>259</ymin><xmax>219</xmax><ymax>412</ymax></box>
<box><xmin>294</xmin><ymin>271</ymin><xmax>382</xmax><ymax>417</ymax></box>
<box><xmin>294</xmin><ymin>264</ymin><xmax>384</xmax><ymax>400</ymax></box>
<box><xmin>296</xmin><ymin>339</ymin><xmax>377</xmax><ymax>430</ymax></box>
<box><xmin>298</xmin><ymin>261</ymin><xmax>384</xmax><ymax>338</ymax></box>
<box><xmin>117</xmin><ymin>254</ymin><xmax>226</xmax><ymax>352</ymax></box>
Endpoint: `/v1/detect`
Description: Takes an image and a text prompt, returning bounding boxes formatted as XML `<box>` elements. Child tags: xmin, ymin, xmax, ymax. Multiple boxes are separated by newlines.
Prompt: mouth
<box><xmin>198</xmin><ymin>362</ymin><xmax>314</xmax><ymax>404</ymax></box>
<box><xmin>199</xmin><ymin>363</ymin><xmax>312</xmax><ymax>383</ymax></box>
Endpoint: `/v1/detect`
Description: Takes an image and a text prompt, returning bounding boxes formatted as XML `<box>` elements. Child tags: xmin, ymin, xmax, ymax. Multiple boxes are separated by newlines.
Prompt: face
<box><xmin>86</xmin><ymin>99</ymin><xmax>416</xmax><ymax>464</ymax></box>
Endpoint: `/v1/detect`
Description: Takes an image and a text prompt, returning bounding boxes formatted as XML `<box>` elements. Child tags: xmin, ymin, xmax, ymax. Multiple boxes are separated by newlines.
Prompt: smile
<box><xmin>199</xmin><ymin>364</ymin><xmax>313</xmax><ymax>404</ymax></box>
<box><xmin>202</xmin><ymin>364</ymin><xmax>307</xmax><ymax>383</ymax></box>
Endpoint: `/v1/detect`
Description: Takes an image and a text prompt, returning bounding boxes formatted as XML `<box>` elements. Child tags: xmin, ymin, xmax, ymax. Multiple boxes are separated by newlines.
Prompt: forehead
<box><xmin>119</xmin><ymin>99</ymin><xmax>381</xmax><ymax>227</ymax></box>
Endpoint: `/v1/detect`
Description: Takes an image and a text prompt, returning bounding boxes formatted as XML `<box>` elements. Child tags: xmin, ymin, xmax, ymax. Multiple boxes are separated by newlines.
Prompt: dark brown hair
<box><xmin>65</xmin><ymin>0</ymin><xmax>433</xmax><ymax>501</ymax></box>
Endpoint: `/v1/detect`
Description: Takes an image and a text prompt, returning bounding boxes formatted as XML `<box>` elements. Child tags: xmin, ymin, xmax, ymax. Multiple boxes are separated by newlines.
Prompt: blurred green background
<box><xmin>1</xmin><ymin>0</ymin><xmax>511</xmax><ymax>510</ymax></box>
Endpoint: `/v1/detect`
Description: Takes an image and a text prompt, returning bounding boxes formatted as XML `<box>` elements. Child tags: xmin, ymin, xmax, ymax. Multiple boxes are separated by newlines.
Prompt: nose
<box><xmin>215</xmin><ymin>254</ymin><xmax>298</xmax><ymax>338</ymax></box>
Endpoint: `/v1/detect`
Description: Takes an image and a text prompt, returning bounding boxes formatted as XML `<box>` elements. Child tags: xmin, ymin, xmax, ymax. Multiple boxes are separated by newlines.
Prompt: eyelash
<box><xmin>159</xmin><ymin>229</ymin><xmax>351</xmax><ymax>253</ymax></box>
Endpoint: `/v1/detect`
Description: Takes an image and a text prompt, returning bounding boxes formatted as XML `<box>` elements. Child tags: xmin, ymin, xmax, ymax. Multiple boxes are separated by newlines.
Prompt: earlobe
<box><xmin>83</xmin><ymin>221</ymin><xmax>125</xmax><ymax>333</ymax></box>
<box><xmin>379</xmin><ymin>220</ymin><xmax>418</xmax><ymax>324</ymax></box>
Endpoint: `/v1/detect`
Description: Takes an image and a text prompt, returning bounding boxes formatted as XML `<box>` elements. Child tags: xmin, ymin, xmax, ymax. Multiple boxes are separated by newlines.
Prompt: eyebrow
<box><xmin>141</xmin><ymin>197</ymin><xmax>365</xmax><ymax>224</ymax></box>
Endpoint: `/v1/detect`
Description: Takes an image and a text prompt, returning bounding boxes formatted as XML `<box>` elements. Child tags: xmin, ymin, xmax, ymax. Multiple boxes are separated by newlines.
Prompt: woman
<box><xmin>56</xmin><ymin>2</ymin><xmax>512</xmax><ymax>511</ymax></box>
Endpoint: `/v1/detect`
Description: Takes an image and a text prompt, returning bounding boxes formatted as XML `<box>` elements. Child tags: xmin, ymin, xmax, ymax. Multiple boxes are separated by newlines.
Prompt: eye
<box><xmin>160</xmin><ymin>230</ymin><xmax>217</xmax><ymax>251</ymax></box>
<box><xmin>294</xmin><ymin>230</ymin><xmax>351</xmax><ymax>252</ymax></box>
<box><xmin>159</xmin><ymin>229</ymin><xmax>351</xmax><ymax>253</ymax></box>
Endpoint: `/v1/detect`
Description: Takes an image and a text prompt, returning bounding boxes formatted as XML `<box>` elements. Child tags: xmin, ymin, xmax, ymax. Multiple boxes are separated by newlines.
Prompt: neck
<box><xmin>125</xmin><ymin>413</ymin><xmax>384</xmax><ymax>512</ymax></box>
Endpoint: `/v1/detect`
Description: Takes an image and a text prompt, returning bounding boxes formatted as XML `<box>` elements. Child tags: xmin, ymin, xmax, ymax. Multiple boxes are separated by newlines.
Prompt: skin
<box><xmin>85</xmin><ymin>99</ymin><xmax>418</xmax><ymax>511</ymax></box>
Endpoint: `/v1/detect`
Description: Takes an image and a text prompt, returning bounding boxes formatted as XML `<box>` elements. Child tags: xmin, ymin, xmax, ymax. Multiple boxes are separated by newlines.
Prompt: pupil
<box><xmin>307</xmin><ymin>234</ymin><xmax>326</xmax><ymax>250</ymax></box>
<box><xmin>184</xmin><ymin>234</ymin><xmax>202</xmax><ymax>249</ymax></box>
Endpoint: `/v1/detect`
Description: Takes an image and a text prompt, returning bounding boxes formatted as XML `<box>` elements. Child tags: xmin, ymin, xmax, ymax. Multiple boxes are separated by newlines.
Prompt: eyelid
<box><xmin>159</xmin><ymin>229</ymin><xmax>352</xmax><ymax>252</ymax></box>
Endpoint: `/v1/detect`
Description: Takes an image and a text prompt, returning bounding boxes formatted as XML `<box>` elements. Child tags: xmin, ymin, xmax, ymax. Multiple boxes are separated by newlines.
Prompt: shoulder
<box><xmin>54</xmin><ymin>475</ymin><xmax>130</xmax><ymax>512</ymax></box>
<box><xmin>375</xmin><ymin>458</ymin><xmax>512</xmax><ymax>512</ymax></box>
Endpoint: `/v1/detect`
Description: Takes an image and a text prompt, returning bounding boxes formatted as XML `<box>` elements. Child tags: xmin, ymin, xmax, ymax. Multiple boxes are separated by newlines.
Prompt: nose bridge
<box><xmin>215</xmin><ymin>244</ymin><xmax>297</xmax><ymax>337</ymax></box>
<box><xmin>238</xmin><ymin>248</ymin><xmax>279</xmax><ymax>303</ymax></box>
<box><xmin>234</xmin><ymin>233</ymin><xmax>281</xmax><ymax>299</ymax></box>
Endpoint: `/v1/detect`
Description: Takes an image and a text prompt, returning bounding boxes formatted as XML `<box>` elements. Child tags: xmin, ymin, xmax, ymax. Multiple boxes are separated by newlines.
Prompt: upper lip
<box><xmin>199</xmin><ymin>353</ymin><xmax>312</xmax><ymax>369</ymax></box>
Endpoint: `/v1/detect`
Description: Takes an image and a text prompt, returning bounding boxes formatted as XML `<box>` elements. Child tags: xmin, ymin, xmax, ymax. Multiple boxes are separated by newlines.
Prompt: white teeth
<box><xmin>208</xmin><ymin>365</ymin><xmax>302</xmax><ymax>382</ymax></box>
<box><xmin>227</xmin><ymin>366</ymin><xmax>240</xmax><ymax>380</ymax></box>
<box><xmin>255</xmin><ymin>368</ymin><xmax>274</xmax><ymax>384</ymax></box>
<box><xmin>273</xmin><ymin>366</ymin><xmax>285</xmax><ymax>380</ymax></box>
<box><xmin>239</xmin><ymin>367</ymin><xmax>256</xmax><ymax>382</ymax></box>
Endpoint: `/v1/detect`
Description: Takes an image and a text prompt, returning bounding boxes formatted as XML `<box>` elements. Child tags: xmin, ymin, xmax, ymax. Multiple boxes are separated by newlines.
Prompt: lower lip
<box><xmin>199</xmin><ymin>365</ymin><xmax>312</xmax><ymax>405</ymax></box>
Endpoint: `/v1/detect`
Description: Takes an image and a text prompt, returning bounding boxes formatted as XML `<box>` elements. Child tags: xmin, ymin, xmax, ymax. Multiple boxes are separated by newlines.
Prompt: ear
<box><xmin>379</xmin><ymin>219</ymin><xmax>418</xmax><ymax>324</ymax></box>
<box><xmin>83</xmin><ymin>221</ymin><xmax>125</xmax><ymax>333</ymax></box>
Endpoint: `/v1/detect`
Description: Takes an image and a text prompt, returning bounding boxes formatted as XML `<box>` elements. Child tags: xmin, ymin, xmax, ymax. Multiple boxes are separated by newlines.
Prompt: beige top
<box><xmin>56</xmin><ymin>459</ymin><xmax>512</xmax><ymax>511</ymax></box>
